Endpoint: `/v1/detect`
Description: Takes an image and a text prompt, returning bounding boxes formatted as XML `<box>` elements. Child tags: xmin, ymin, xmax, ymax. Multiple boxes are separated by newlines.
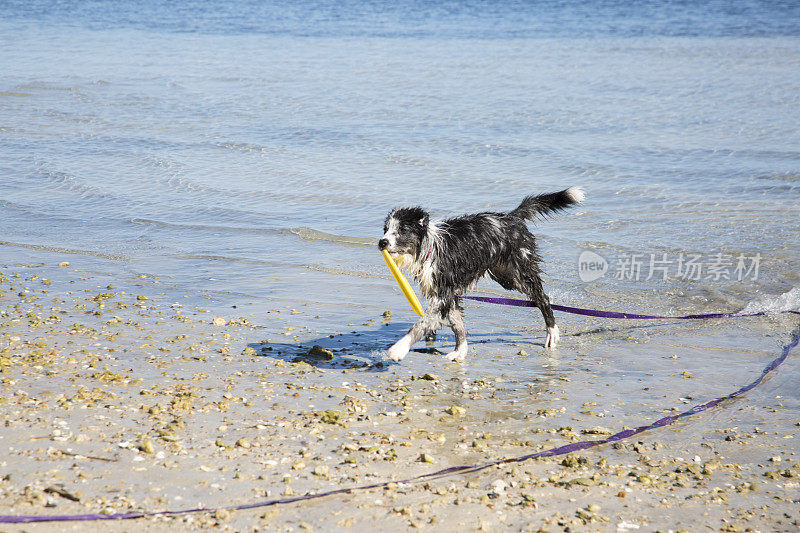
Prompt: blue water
<box><xmin>4</xmin><ymin>0</ymin><xmax>800</xmax><ymax>37</ymax></box>
<box><xmin>1</xmin><ymin>0</ymin><xmax>799</xmax><ymax>320</ymax></box>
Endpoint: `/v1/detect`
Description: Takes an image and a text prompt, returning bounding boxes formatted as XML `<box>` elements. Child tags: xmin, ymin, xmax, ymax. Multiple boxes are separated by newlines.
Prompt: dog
<box><xmin>378</xmin><ymin>187</ymin><xmax>584</xmax><ymax>363</ymax></box>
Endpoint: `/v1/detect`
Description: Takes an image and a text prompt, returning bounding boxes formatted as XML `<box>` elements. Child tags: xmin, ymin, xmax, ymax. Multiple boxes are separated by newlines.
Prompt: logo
<box><xmin>578</xmin><ymin>251</ymin><xmax>608</xmax><ymax>282</ymax></box>
<box><xmin>576</xmin><ymin>250</ymin><xmax>761</xmax><ymax>283</ymax></box>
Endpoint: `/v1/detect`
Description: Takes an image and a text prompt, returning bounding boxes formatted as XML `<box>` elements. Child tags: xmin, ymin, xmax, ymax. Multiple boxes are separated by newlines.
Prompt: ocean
<box><xmin>2</xmin><ymin>0</ymin><xmax>799</xmax><ymax>410</ymax></box>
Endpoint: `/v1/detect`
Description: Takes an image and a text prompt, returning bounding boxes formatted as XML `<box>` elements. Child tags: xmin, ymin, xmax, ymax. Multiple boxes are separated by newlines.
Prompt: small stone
<box><xmin>138</xmin><ymin>439</ymin><xmax>155</xmax><ymax>454</ymax></box>
<box><xmin>307</xmin><ymin>345</ymin><xmax>334</xmax><ymax>360</ymax></box>
<box><xmin>44</xmin><ymin>485</ymin><xmax>81</xmax><ymax>502</ymax></box>
<box><xmin>214</xmin><ymin>509</ymin><xmax>231</xmax><ymax>521</ymax></box>
<box><xmin>382</xmin><ymin>310</ymin><xmax>393</xmax><ymax>319</ymax></box>
<box><xmin>561</xmin><ymin>455</ymin><xmax>587</xmax><ymax>468</ymax></box>
<box><xmin>582</xmin><ymin>426</ymin><xmax>613</xmax><ymax>435</ymax></box>
<box><xmin>420</xmin><ymin>373</ymin><xmax>438</xmax><ymax>381</ymax></box>
<box><xmin>319</xmin><ymin>410</ymin><xmax>341</xmax><ymax>424</ymax></box>
<box><xmin>418</xmin><ymin>453</ymin><xmax>435</xmax><ymax>464</ymax></box>
<box><xmin>212</xmin><ymin>317</ymin><xmax>226</xmax><ymax>327</ymax></box>
<box><xmin>58</xmin><ymin>262</ymin><xmax>69</xmax><ymax>267</ymax></box>
<box><xmin>445</xmin><ymin>405</ymin><xmax>466</xmax><ymax>416</ymax></box>
<box><xmin>236</xmin><ymin>438</ymin><xmax>251</xmax><ymax>449</ymax></box>
<box><xmin>313</xmin><ymin>465</ymin><xmax>329</xmax><ymax>477</ymax></box>
<box><xmin>488</xmin><ymin>479</ymin><xmax>507</xmax><ymax>495</ymax></box>
<box><xmin>516</xmin><ymin>349</ymin><xmax>528</xmax><ymax>356</ymax></box>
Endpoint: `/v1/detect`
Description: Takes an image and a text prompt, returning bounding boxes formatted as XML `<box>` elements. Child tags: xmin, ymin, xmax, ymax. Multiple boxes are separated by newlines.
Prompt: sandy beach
<box><xmin>1</xmin><ymin>260</ymin><xmax>798</xmax><ymax>532</ymax></box>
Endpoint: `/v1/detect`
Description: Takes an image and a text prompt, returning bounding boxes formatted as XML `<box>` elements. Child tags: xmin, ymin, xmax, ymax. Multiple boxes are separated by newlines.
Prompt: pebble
<box><xmin>307</xmin><ymin>345</ymin><xmax>334</xmax><ymax>360</ymax></box>
<box><xmin>582</xmin><ymin>426</ymin><xmax>613</xmax><ymax>435</ymax></box>
<box><xmin>488</xmin><ymin>479</ymin><xmax>507</xmax><ymax>495</ymax></box>
<box><xmin>138</xmin><ymin>439</ymin><xmax>155</xmax><ymax>454</ymax></box>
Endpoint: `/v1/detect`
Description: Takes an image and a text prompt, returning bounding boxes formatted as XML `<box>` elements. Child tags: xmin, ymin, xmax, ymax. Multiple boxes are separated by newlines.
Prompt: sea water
<box><xmin>1</xmin><ymin>1</ymin><xmax>799</xmax><ymax>418</ymax></box>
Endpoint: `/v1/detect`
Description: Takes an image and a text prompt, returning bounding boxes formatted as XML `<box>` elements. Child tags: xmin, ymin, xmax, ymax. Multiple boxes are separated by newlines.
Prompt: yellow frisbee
<box><xmin>381</xmin><ymin>249</ymin><xmax>424</xmax><ymax>317</ymax></box>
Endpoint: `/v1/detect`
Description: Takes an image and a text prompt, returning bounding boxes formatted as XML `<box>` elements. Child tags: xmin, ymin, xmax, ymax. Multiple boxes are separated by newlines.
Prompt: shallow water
<box><xmin>2</xmin><ymin>1</ymin><xmax>800</xmax><ymax>407</ymax></box>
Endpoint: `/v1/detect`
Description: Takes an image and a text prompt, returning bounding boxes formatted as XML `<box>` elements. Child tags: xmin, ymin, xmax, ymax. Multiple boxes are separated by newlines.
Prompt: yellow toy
<box><xmin>381</xmin><ymin>249</ymin><xmax>424</xmax><ymax>316</ymax></box>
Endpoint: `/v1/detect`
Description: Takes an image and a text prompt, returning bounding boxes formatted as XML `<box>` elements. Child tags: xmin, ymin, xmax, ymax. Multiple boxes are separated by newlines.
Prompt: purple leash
<box><xmin>459</xmin><ymin>295</ymin><xmax>792</xmax><ymax>320</ymax></box>
<box><xmin>2</xmin><ymin>301</ymin><xmax>798</xmax><ymax>524</ymax></box>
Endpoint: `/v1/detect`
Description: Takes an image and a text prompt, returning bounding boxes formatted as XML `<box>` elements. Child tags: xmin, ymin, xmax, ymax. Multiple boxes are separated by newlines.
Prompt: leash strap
<box><xmin>460</xmin><ymin>295</ymin><xmax>800</xmax><ymax>319</ymax></box>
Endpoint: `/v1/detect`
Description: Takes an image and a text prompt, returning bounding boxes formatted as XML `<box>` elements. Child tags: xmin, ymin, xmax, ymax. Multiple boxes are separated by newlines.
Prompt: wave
<box><xmin>741</xmin><ymin>287</ymin><xmax>800</xmax><ymax>315</ymax></box>
<box><xmin>131</xmin><ymin>219</ymin><xmax>376</xmax><ymax>247</ymax></box>
<box><xmin>174</xmin><ymin>253</ymin><xmax>385</xmax><ymax>279</ymax></box>
<box><xmin>0</xmin><ymin>240</ymin><xmax>127</xmax><ymax>260</ymax></box>
<box><xmin>284</xmin><ymin>227</ymin><xmax>375</xmax><ymax>247</ymax></box>
<box><xmin>131</xmin><ymin>218</ymin><xmax>282</xmax><ymax>235</ymax></box>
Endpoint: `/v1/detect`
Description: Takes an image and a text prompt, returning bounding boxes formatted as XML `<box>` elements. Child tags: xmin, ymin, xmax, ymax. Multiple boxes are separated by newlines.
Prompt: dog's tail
<box><xmin>510</xmin><ymin>187</ymin><xmax>585</xmax><ymax>220</ymax></box>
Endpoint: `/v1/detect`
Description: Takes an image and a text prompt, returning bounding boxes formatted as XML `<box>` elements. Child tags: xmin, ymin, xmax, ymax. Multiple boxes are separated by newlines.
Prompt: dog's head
<box><xmin>378</xmin><ymin>206</ymin><xmax>430</xmax><ymax>266</ymax></box>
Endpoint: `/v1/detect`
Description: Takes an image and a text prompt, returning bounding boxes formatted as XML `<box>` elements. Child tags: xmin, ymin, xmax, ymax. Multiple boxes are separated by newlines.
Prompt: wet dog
<box><xmin>378</xmin><ymin>187</ymin><xmax>584</xmax><ymax>362</ymax></box>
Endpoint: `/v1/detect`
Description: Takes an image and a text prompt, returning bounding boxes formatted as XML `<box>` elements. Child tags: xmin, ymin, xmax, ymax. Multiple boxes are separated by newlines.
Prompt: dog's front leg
<box><xmin>387</xmin><ymin>302</ymin><xmax>445</xmax><ymax>362</ymax></box>
<box><xmin>387</xmin><ymin>315</ymin><xmax>438</xmax><ymax>362</ymax></box>
<box><xmin>445</xmin><ymin>307</ymin><xmax>468</xmax><ymax>363</ymax></box>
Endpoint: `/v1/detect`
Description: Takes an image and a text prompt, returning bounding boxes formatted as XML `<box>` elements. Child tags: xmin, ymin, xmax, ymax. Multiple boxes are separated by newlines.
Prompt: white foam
<box><xmin>741</xmin><ymin>287</ymin><xmax>800</xmax><ymax>315</ymax></box>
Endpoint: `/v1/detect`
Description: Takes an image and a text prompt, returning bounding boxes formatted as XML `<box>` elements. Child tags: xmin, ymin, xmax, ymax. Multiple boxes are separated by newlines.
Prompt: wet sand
<box><xmin>1</xmin><ymin>261</ymin><xmax>798</xmax><ymax>532</ymax></box>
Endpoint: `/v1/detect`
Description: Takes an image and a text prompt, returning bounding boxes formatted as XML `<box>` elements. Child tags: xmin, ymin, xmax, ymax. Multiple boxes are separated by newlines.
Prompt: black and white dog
<box><xmin>378</xmin><ymin>187</ymin><xmax>584</xmax><ymax>363</ymax></box>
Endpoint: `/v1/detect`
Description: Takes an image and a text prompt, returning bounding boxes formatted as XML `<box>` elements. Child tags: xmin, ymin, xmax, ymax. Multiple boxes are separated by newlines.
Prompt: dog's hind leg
<box><xmin>445</xmin><ymin>307</ymin><xmax>468</xmax><ymax>363</ymax></box>
<box><xmin>491</xmin><ymin>263</ymin><xmax>560</xmax><ymax>346</ymax></box>
<box><xmin>488</xmin><ymin>264</ymin><xmax>516</xmax><ymax>291</ymax></box>
<box><xmin>513</xmin><ymin>270</ymin><xmax>559</xmax><ymax>349</ymax></box>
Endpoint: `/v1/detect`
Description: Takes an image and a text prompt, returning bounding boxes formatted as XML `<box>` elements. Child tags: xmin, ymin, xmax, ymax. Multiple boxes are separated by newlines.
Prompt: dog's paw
<box><xmin>446</xmin><ymin>347</ymin><xmax>467</xmax><ymax>363</ymax></box>
<box><xmin>387</xmin><ymin>344</ymin><xmax>409</xmax><ymax>362</ymax></box>
<box><xmin>545</xmin><ymin>325</ymin><xmax>560</xmax><ymax>349</ymax></box>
